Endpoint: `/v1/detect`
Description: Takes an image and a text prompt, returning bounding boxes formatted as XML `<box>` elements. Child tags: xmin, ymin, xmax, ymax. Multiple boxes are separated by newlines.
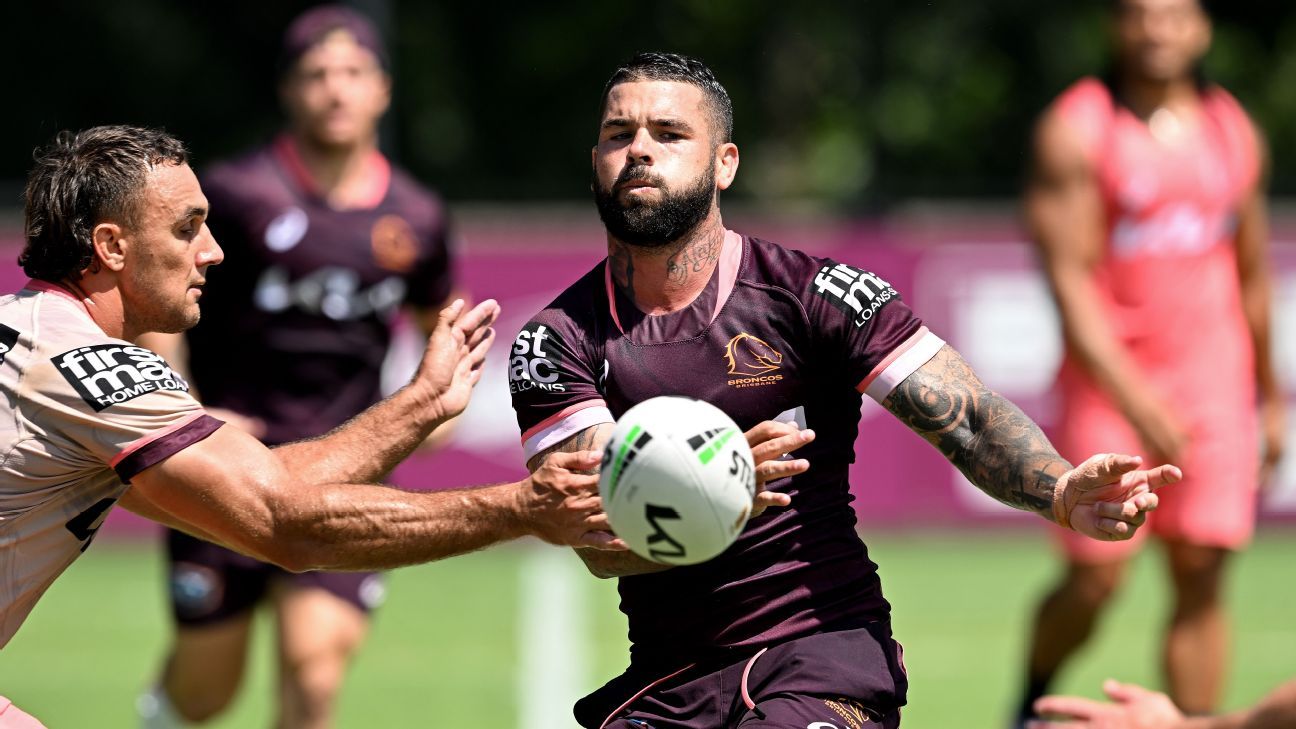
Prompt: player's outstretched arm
<box><xmin>271</xmin><ymin>298</ymin><xmax>498</xmax><ymax>486</ymax></box>
<box><xmin>882</xmin><ymin>344</ymin><xmax>1179</xmax><ymax>540</ymax></box>
<box><xmin>1028</xmin><ymin>677</ymin><xmax>1296</xmax><ymax>729</ymax></box>
<box><xmin>123</xmin><ymin>423</ymin><xmax>621</xmax><ymax>572</ymax></box>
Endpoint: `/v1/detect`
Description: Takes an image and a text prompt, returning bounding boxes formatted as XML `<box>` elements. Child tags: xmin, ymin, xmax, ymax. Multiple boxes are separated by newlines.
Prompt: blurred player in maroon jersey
<box><xmin>1016</xmin><ymin>0</ymin><xmax>1283</xmax><ymax>722</ymax></box>
<box><xmin>510</xmin><ymin>52</ymin><xmax>1180</xmax><ymax>728</ymax></box>
<box><xmin>137</xmin><ymin>7</ymin><xmax>458</xmax><ymax>728</ymax></box>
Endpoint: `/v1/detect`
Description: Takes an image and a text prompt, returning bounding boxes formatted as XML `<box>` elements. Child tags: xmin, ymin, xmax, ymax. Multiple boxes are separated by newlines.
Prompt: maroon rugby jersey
<box><xmin>187</xmin><ymin>137</ymin><xmax>453</xmax><ymax>445</ymax></box>
<box><xmin>510</xmin><ymin>231</ymin><xmax>945</xmax><ymax>670</ymax></box>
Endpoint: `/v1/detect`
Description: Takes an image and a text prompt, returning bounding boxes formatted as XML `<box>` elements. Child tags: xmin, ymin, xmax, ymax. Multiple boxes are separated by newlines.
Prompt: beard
<box><xmin>593</xmin><ymin>159</ymin><xmax>716</xmax><ymax>249</ymax></box>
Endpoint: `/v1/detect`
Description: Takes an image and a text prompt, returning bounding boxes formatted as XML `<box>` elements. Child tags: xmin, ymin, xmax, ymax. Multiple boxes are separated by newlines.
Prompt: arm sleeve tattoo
<box><xmin>882</xmin><ymin>344</ymin><xmax>1071</xmax><ymax>519</ymax></box>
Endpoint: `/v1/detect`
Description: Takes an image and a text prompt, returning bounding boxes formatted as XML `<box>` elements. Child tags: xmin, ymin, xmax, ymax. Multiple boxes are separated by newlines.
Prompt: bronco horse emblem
<box><xmin>724</xmin><ymin>333</ymin><xmax>784</xmax><ymax>376</ymax></box>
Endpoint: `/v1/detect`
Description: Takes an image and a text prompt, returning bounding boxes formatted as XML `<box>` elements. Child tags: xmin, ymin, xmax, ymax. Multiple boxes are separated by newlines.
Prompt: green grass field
<box><xmin>2</xmin><ymin>530</ymin><xmax>1292</xmax><ymax>728</ymax></box>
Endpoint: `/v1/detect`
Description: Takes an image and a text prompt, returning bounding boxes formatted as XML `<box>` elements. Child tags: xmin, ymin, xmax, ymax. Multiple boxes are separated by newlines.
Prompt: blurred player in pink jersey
<box><xmin>1016</xmin><ymin>0</ymin><xmax>1284</xmax><ymax>722</ymax></box>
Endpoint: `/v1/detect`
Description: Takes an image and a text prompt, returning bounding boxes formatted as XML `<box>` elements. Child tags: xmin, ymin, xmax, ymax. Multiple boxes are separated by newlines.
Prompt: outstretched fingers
<box><xmin>453</xmin><ymin>299</ymin><xmax>500</xmax><ymax>337</ymax></box>
<box><xmin>747</xmin><ymin>425</ymin><xmax>815</xmax><ymax>465</ymax></box>
<box><xmin>1127</xmin><ymin>463</ymin><xmax>1182</xmax><ymax>491</ymax></box>
<box><xmin>435</xmin><ymin>298</ymin><xmax>467</xmax><ymax>329</ymax></box>
<box><xmin>751</xmin><ymin>489</ymin><xmax>792</xmax><ymax>516</ymax></box>
<box><xmin>1029</xmin><ymin>694</ymin><xmax>1106</xmax><ymax>723</ymax></box>
<box><xmin>755</xmin><ymin>457</ymin><xmax>809</xmax><ymax>486</ymax></box>
<box><xmin>579</xmin><ymin>530</ymin><xmax>627</xmax><ymax>551</ymax></box>
<box><xmin>1090</xmin><ymin>498</ymin><xmax>1144</xmax><ymax>524</ymax></box>
<box><xmin>1071</xmin><ymin>453</ymin><xmax>1143</xmax><ymax>490</ymax></box>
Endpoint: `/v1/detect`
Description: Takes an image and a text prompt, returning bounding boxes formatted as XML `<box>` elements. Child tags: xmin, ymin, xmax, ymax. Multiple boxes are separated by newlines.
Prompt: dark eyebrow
<box><xmin>651</xmin><ymin>118</ymin><xmax>695</xmax><ymax>133</ymax></box>
<box><xmin>177</xmin><ymin>206</ymin><xmax>207</xmax><ymax>223</ymax></box>
<box><xmin>600</xmin><ymin>117</ymin><xmax>697</xmax><ymax>133</ymax></box>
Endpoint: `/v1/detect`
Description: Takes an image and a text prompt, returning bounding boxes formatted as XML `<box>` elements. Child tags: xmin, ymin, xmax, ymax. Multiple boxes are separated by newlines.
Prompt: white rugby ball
<box><xmin>599</xmin><ymin>396</ymin><xmax>756</xmax><ymax>566</ymax></box>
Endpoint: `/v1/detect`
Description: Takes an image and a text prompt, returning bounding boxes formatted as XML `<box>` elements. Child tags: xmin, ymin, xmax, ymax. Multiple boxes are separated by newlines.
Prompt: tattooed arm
<box><xmin>883</xmin><ymin>344</ymin><xmax>1180</xmax><ymax>537</ymax></box>
<box><xmin>528</xmin><ymin>423</ymin><xmax>671</xmax><ymax>579</ymax></box>
<box><xmin>883</xmin><ymin>344</ymin><xmax>1064</xmax><ymax>516</ymax></box>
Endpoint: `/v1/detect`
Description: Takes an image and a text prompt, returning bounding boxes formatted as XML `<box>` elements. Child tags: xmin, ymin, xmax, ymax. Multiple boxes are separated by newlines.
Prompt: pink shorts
<box><xmin>1052</xmin><ymin>393</ymin><xmax>1259</xmax><ymax>563</ymax></box>
<box><xmin>0</xmin><ymin>698</ymin><xmax>45</xmax><ymax>729</ymax></box>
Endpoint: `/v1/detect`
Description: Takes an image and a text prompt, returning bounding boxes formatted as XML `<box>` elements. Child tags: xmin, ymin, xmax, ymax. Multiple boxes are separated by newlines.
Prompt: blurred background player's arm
<box><xmin>1030</xmin><ymin>677</ymin><xmax>1296</xmax><ymax>729</ymax></box>
<box><xmin>527</xmin><ymin>421</ymin><xmax>811</xmax><ymax>578</ymax></box>
<box><xmin>1026</xmin><ymin>108</ymin><xmax>1188</xmax><ymax>465</ymax></box>
<box><xmin>1233</xmin><ymin>128</ymin><xmax>1285</xmax><ymax>487</ymax></box>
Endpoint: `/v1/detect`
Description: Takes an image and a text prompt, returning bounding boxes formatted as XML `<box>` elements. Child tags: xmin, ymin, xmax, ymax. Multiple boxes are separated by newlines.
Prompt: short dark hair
<box><xmin>600</xmin><ymin>52</ymin><xmax>734</xmax><ymax>143</ymax></box>
<box><xmin>21</xmin><ymin>125</ymin><xmax>189</xmax><ymax>281</ymax></box>
<box><xmin>278</xmin><ymin>4</ymin><xmax>389</xmax><ymax>78</ymax></box>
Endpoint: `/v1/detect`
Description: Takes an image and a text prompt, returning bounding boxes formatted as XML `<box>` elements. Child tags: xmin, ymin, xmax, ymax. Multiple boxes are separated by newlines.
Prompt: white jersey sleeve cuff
<box><xmin>521</xmin><ymin>403</ymin><xmax>616</xmax><ymax>463</ymax></box>
<box><xmin>858</xmin><ymin>327</ymin><xmax>946</xmax><ymax>403</ymax></box>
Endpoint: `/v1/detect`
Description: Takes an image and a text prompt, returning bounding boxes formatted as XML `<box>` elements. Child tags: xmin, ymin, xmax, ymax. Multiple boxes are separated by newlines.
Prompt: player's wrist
<box><xmin>1050</xmin><ymin>469</ymin><xmax>1074</xmax><ymax>530</ymax></box>
<box><xmin>400</xmin><ymin>376</ymin><xmax>449</xmax><ymax>433</ymax></box>
<box><xmin>501</xmin><ymin>478</ymin><xmax>535</xmax><ymax>540</ymax></box>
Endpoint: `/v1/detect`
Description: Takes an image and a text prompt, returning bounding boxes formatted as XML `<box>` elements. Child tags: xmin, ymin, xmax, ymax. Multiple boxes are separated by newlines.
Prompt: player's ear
<box><xmin>91</xmin><ymin>222</ymin><xmax>127</xmax><ymax>273</ymax></box>
<box><xmin>715</xmin><ymin>142</ymin><xmax>739</xmax><ymax>192</ymax></box>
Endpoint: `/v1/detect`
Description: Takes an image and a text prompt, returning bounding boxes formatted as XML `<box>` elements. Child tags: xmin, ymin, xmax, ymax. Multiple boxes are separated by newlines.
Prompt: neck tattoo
<box><xmin>664</xmin><ymin>227</ymin><xmax>722</xmax><ymax>286</ymax></box>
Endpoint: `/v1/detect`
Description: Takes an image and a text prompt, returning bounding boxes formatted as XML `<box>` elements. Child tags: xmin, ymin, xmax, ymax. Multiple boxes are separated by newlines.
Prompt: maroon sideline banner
<box><xmin>3</xmin><ymin>212</ymin><xmax>1293</xmax><ymax>536</ymax></box>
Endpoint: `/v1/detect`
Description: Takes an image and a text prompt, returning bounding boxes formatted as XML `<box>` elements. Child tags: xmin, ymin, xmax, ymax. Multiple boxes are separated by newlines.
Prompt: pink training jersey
<box><xmin>0</xmin><ymin>282</ymin><xmax>222</xmax><ymax>648</ymax></box>
<box><xmin>1053</xmin><ymin>77</ymin><xmax>1260</xmax><ymax>414</ymax></box>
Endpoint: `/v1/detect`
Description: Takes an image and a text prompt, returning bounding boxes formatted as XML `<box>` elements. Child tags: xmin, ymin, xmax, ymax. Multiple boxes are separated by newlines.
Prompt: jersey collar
<box><xmin>603</xmin><ymin>228</ymin><xmax>744</xmax><ymax>336</ymax></box>
<box><xmin>25</xmin><ymin>279</ymin><xmax>93</xmax><ymax>318</ymax></box>
<box><xmin>272</xmin><ymin>134</ymin><xmax>391</xmax><ymax>210</ymax></box>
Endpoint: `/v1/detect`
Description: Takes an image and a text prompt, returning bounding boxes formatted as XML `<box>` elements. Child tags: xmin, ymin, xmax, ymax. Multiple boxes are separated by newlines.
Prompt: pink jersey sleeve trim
<box><xmin>857</xmin><ymin>327</ymin><xmax>946</xmax><ymax>403</ymax></box>
<box><xmin>521</xmin><ymin>401</ymin><xmax>614</xmax><ymax>463</ymax></box>
<box><xmin>110</xmin><ymin>413</ymin><xmax>224</xmax><ymax>482</ymax></box>
<box><xmin>109</xmin><ymin>410</ymin><xmax>206</xmax><ymax>468</ymax></box>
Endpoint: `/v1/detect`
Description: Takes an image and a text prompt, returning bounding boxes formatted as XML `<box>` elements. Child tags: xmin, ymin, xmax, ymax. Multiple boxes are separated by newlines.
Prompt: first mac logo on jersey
<box><xmin>55</xmin><ymin>345</ymin><xmax>189</xmax><ymax>411</ymax></box>
<box><xmin>813</xmin><ymin>261</ymin><xmax>898</xmax><ymax>328</ymax></box>
<box><xmin>510</xmin><ymin>323</ymin><xmax>567</xmax><ymax>394</ymax></box>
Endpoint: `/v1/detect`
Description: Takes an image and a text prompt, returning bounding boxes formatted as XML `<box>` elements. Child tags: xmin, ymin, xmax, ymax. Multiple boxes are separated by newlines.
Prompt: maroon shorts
<box><xmin>165</xmin><ymin>528</ymin><xmax>385</xmax><ymax>626</ymax></box>
<box><xmin>577</xmin><ymin>623</ymin><xmax>907</xmax><ymax>729</ymax></box>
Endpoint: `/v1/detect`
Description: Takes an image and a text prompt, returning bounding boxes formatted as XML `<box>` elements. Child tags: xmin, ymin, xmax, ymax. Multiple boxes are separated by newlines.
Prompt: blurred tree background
<box><xmin>0</xmin><ymin>0</ymin><xmax>1292</xmax><ymax>210</ymax></box>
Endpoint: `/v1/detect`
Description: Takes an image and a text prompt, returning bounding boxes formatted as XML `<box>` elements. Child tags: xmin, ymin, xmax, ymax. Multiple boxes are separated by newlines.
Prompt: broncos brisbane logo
<box><xmin>725</xmin><ymin>333</ymin><xmax>784</xmax><ymax>377</ymax></box>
